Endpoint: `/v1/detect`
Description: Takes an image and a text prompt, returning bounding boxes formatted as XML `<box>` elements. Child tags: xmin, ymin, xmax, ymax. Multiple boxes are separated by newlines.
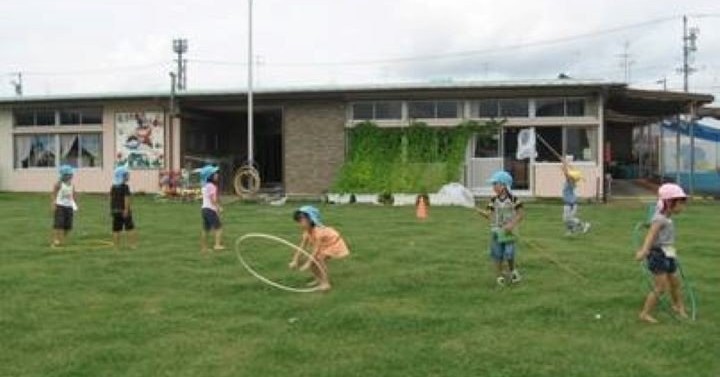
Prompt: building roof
<box><xmin>0</xmin><ymin>79</ymin><xmax>627</xmax><ymax>105</ymax></box>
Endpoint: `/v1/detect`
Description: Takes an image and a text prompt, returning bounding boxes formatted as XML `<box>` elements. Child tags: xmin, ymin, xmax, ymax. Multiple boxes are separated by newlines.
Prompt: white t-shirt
<box><xmin>201</xmin><ymin>183</ymin><xmax>218</xmax><ymax>211</ymax></box>
<box><xmin>55</xmin><ymin>182</ymin><xmax>75</xmax><ymax>208</ymax></box>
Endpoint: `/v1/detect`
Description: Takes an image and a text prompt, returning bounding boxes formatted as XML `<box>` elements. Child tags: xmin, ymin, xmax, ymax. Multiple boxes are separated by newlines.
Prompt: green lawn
<box><xmin>1</xmin><ymin>193</ymin><xmax>718</xmax><ymax>377</ymax></box>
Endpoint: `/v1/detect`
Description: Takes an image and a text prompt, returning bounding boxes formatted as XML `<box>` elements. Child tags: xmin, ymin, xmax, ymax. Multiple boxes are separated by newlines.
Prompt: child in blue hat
<box><xmin>51</xmin><ymin>165</ymin><xmax>78</xmax><ymax>247</ymax></box>
<box><xmin>480</xmin><ymin>170</ymin><xmax>524</xmax><ymax>286</ymax></box>
<box><xmin>289</xmin><ymin>206</ymin><xmax>350</xmax><ymax>291</ymax></box>
<box><xmin>199</xmin><ymin>165</ymin><xmax>225</xmax><ymax>253</ymax></box>
<box><xmin>110</xmin><ymin>165</ymin><xmax>137</xmax><ymax>249</ymax></box>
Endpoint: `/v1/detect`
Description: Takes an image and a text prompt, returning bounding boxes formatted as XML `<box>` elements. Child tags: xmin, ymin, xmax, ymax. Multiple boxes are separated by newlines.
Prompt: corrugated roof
<box><xmin>0</xmin><ymin>79</ymin><xmax>627</xmax><ymax>104</ymax></box>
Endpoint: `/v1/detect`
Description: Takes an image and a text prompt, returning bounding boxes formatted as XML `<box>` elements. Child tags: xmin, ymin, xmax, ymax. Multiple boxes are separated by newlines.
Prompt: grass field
<box><xmin>1</xmin><ymin>193</ymin><xmax>718</xmax><ymax>377</ymax></box>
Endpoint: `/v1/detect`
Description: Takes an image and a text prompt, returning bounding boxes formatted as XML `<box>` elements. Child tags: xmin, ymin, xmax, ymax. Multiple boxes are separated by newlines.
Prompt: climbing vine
<box><xmin>332</xmin><ymin>120</ymin><xmax>502</xmax><ymax>193</ymax></box>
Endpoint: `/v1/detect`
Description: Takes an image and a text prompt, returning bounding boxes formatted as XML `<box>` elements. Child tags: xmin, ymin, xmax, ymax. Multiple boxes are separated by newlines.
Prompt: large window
<box><xmin>534</xmin><ymin>126</ymin><xmax>597</xmax><ymax>162</ymax></box>
<box><xmin>351</xmin><ymin>102</ymin><xmax>402</xmax><ymax>120</ymax></box>
<box><xmin>14</xmin><ymin>107</ymin><xmax>102</xmax><ymax>127</ymax></box>
<box><xmin>535</xmin><ymin>98</ymin><xmax>586</xmax><ymax>117</ymax></box>
<box><xmin>14</xmin><ymin>134</ymin><xmax>57</xmax><ymax>168</ymax></box>
<box><xmin>14</xmin><ymin>133</ymin><xmax>103</xmax><ymax>169</ymax></box>
<box><xmin>408</xmin><ymin>100</ymin><xmax>461</xmax><ymax>119</ymax></box>
<box><xmin>471</xmin><ymin>99</ymin><xmax>529</xmax><ymax>118</ymax></box>
<box><xmin>59</xmin><ymin>134</ymin><xmax>103</xmax><ymax>168</ymax></box>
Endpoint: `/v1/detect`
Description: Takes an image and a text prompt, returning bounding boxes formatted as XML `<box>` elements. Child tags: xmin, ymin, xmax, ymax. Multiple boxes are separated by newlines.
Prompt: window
<box><xmin>565</xmin><ymin>99</ymin><xmax>586</xmax><ymax>116</ymax></box>
<box><xmin>535</xmin><ymin>99</ymin><xmax>565</xmax><ymax>117</ymax></box>
<box><xmin>408</xmin><ymin>100</ymin><xmax>460</xmax><ymax>119</ymax></box>
<box><xmin>60</xmin><ymin>108</ymin><xmax>103</xmax><ymax>125</ymax></box>
<box><xmin>408</xmin><ymin>101</ymin><xmax>435</xmax><ymax>119</ymax></box>
<box><xmin>474</xmin><ymin>133</ymin><xmax>500</xmax><ymax>158</ymax></box>
<box><xmin>535</xmin><ymin>127</ymin><xmax>563</xmax><ymax>162</ymax></box>
<box><xmin>374</xmin><ymin>102</ymin><xmax>402</xmax><ymax>119</ymax></box>
<box><xmin>533</xmin><ymin>126</ymin><xmax>597</xmax><ymax>162</ymax></box>
<box><xmin>474</xmin><ymin>99</ymin><xmax>499</xmax><ymax>118</ymax></box>
<box><xmin>498</xmin><ymin>99</ymin><xmax>529</xmax><ymax>117</ymax></box>
<box><xmin>535</xmin><ymin>98</ymin><xmax>586</xmax><ymax>117</ymax></box>
<box><xmin>351</xmin><ymin>102</ymin><xmax>402</xmax><ymax>120</ymax></box>
<box><xmin>15</xmin><ymin>108</ymin><xmax>103</xmax><ymax>126</ymax></box>
<box><xmin>35</xmin><ymin>110</ymin><xmax>56</xmax><ymax>126</ymax></box>
<box><xmin>352</xmin><ymin>103</ymin><xmax>374</xmax><ymax>120</ymax></box>
<box><xmin>565</xmin><ymin>127</ymin><xmax>597</xmax><ymax>162</ymax></box>
<box><xmin>15</xmin><ymin>133</ymin><xmax>102</xmax><ymax>169</ymax></box>
<box><xmin>14</xmin><ymin>134</ymin><xmax>57</xmax><ymax>168</ymax></box>
<box><xmin>436</xmin><ymin>101</ymin><xmax>460</xmax><ymax>118</ymax></box>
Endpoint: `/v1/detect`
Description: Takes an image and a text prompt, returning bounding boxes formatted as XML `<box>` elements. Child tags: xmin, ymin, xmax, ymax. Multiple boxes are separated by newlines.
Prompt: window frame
<box><xmin>14</xmin><ymin>132</ymin><xmax>104</xmax><ymax>170</ymax></box>
<box><xmin>14</xmin><ymin>107</ymin><xmax>103</xmax><ymax>127</ymax></box>
<box><xmin>534</xmin><ymin>98</ymin><xmax>587</xmax><ymax>117</ymax></box>
<box><xmin>351</xmin><ymin>101</ymin><xmax>403</xmax><ymax>121</ymax></box>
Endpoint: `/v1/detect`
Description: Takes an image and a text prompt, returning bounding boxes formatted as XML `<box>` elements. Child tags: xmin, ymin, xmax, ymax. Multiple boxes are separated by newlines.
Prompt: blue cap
<box><xmin>199</xmin><ymin>165</ymin><xmax>220</xmax><ymax>182</ymax></box>
<box><xmin>296</xmin><ymin>205</ymin><xmax>323</xmax><ymax>226</ymax></box>
<box><xmin>113</xmin><ymin>165</ymin><xmax>129</xmax><ymax>185</ymax></box>
<box><xmin>58</xmin><ymin>164</ymin><xmax>75</xmax><ymax>178</ymax></box>
<box><xmin>487</xmin><ymin>170</ymin><xmax>513</xmax><ymax>190</ymax></box>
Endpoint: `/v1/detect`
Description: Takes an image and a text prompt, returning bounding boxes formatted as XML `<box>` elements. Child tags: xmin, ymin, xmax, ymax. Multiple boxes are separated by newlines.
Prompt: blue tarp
<box><xmin>661</xmin><ymin>118</ymin><xmax>720</xmax><ymax>195</ymax></box>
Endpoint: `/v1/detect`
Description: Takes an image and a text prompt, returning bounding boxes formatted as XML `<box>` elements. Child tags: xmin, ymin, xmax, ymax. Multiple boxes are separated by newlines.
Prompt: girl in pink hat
<box><xmin>635</xmin><ymin>183</ymin><xmax>689</xmax><ymax>323</ymax></box>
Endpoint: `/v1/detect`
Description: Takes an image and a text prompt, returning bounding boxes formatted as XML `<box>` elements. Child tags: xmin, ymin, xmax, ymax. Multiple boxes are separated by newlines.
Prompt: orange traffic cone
<box><xmin>416</xmin><ymin>195</ymin><xmax>428</xmax><ymax>221</ymax></box>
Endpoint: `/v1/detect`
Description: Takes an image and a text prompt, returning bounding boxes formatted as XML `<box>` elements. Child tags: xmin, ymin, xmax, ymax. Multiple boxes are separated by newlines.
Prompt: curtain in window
<box><xmin>80</xmin><ymin>134</ymin><xmax>102</xmax><ymax>167</ymax></box>
<box><xmin>14</xmin><ymin>136</ymin><xmax>32</xmax><ymax>168</ymax></box>
<box><xmin>60</xmin><ymin>134</ymin><xmax>79</xmax><ymax>166</ymax></box>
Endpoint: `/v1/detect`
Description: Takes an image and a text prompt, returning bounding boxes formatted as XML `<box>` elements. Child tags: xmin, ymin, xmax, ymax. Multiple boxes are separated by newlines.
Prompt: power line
<box><xmin>2</xmin><ymin>62</ymin><xmax>167</xmax><ymax>77</ymax></box>
<box><xmin>191</xmin><ymin>15</ymin><xmax>679</xmax><ymax>68</ymax></box>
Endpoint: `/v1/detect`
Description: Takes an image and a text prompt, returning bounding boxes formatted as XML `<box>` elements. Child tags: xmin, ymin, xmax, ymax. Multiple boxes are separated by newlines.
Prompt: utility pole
<box><xmin>247</xmin><ymin>0</ymin><xmax>254</xmax><ymax>165</ymax></box>
<box><xmin>656</xmin><ymin>77</ymin><xmax>667</xmax><ymax>91</ymax></box>
<box><xmin>10</xmin><ymin>72</ymin><xmax>22</xmax><ymax>96</ymax></box>
<box><xmin>616</xmin><ymin>41</ymin><xmax>634</xmax><ymax>84</ymax></box>
<box><xmin>173</xmin><ymin>38</ymin><xmax>188</xmax><ymax>91</ymax></box>
<box><xmin>679</xmin><ymin>15</ymin><xmax>699</xmax><ymax>92</ymax></box>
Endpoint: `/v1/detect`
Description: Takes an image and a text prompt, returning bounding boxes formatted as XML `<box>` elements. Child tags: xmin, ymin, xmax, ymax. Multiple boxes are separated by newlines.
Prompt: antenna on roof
<box><xmin>10</xmin><ymin>72</ymin><xmax>22</xmax><ymax>96</ymax></box>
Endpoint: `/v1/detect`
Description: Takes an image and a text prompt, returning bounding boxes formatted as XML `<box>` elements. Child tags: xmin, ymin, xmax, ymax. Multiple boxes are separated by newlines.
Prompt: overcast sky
<box><xmin>0</xmin><ymin>0</ymin><xmax>718</xmax><ymax>100</ymax></box>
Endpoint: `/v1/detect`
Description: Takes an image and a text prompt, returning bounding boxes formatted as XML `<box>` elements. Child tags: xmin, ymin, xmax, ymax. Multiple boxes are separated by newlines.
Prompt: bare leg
<box><xmin>127</xmin><ymin>230</ymin><xmax>138</xmax><ymax>249</ymax></box>
<box><xmin>213</xmin><ymin>229</ymin><xmax>225</xmax><ymax>250</ymax></box>
<box><xmin>639</xmin><ymin>274</ymin><xmax>668</xmax><ymax>323</ymax></box>
<box><xmin>200</xmin><ymin>230</ymin><xmax>209</xmax><ymax>253</ymax></box>
<box><xmin>112</xmin><ymin>232</ymin><xmax>120</xmax><ymax>250</ymax></box>
<box><xmin>312</xmin><ymin>257</ymin><xmax>331</xmax><ymax>291</ymax></box>
<box><xmin>508</xmin><ymin>259</ymin><xmax>516</xmax><ymax>272</ymax></box>
<box><xmin>52</xmin><ymin>229</ymin><xmax>63</xmax><ymax>247</ymax></box>
<box><xmin>668</xmin><ymin>273</ymin><xmax>688</xmax><ymax>318</ymax></box>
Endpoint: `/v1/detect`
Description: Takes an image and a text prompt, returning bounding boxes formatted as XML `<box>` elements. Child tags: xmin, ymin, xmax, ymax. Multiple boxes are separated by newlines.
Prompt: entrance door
<box><xmin>502</xmin><ymin>127</ymin><xmax>531</xmax><ymax>192</ymax></box>
<box><xmin>466</xmin><ymin>132</ymin><xmax>503</xmax><ymax>195</ymax></box>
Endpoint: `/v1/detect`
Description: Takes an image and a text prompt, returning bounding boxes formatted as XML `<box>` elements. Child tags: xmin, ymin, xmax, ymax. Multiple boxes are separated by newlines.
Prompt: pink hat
<box><xmin>656</xmin><ymin>183</ymin><xmax>687</xmax><ymax>212</ymax></box>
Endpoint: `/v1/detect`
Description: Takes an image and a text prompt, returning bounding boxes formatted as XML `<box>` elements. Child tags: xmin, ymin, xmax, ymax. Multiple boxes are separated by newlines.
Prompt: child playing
<box><xmin>51</xmin><ymin>165</ymin><xmax>77</xmax><ymax>247</ymax></box>
<box><xmin>110</xmin><ymin>165</ymin><xmax>137</xmax><ymax>249</ymax></box>
<box><xmin>415</xmin><ymin>193</ymin><xmax>429</xmax><ymax>221</ymax></box>
<box><xmin>561</xmin><ymin>157</ymin><xmax>591</xmax><ymax>236</ymax></box>
<box><xmin>289</xmin><ymin>206</ymin><xmax>349</xmax><ymax>292</ymax></box>
<box><xmin>480</xmin><ymin>171</ymin><xmax>524</xmax><ymax>286</ymax></box>
<box><xmin>200</xmin><ymin>165</ymin><xmax>225</xmax><ymax>253</ymax></box>
<box><xmin>635</xmin><ymin>183</ymin><xmax>689</xmax><ymax>323</ymax></box>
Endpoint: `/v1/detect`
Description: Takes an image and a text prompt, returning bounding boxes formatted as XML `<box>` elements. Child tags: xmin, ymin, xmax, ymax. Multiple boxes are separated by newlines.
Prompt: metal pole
<box><xmin>689</xmin><ymin>104</ymin><xmax>695</xmax><ymax>196</ymax></box>
<box><xmin>683</xmin><ymin>15</ymin><xmax>689</xmax><ymax>92</ymax></box>
<box><xmin>169</xmin><ymin>72</ymin><xmax>177</xmax><ymax>171</ymax></box>
<box><xmin>247</xmin><ymin>0</ymin><xmax>254</xmax><ymax>165</ymax></box>
<box><xmin>675</xmin><ymin>115</ymin><xmax>681</xmax><ymax>183</ymax></box>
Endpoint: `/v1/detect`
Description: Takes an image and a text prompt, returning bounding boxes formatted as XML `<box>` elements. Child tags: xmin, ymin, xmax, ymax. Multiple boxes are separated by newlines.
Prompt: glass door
<box><xmin>502</xmin><ymin>127</ymin><xmax>531</xmax><ymax>192</ymax></box>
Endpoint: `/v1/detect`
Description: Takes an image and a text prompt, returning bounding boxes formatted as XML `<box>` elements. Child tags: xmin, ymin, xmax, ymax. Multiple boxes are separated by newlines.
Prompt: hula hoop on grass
<box><xmin>234</xmin><ymin>233</ymin><xmax>327</xmax><ymax>293</ymax></box>
<box><xmin>51</xmin><ymin>239</ymin><xmax>115</xmax><ymax>251</ymax></box>
<box><xmin>632</xmin><ymin>221</ymin><xmax>697</xmax><ymax>321</ymax></box>
<box><xmin>233</xmin><ymin>165</ymin><xmax>261</xmax><ymax>197</ymax></box>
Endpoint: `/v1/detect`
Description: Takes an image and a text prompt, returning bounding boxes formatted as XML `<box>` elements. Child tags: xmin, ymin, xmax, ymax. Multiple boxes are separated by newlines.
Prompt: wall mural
<box><xmin>115</xmin><ymin>112</ymin><xmax>165</xmax><ymax>168</ymax></box>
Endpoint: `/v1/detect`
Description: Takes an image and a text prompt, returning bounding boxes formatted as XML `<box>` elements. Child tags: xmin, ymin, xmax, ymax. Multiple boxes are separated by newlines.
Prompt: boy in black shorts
<box><xmin>110</xmin><ymin>165</ymin><xmax>137</xmax><ymax>249</ymax></box>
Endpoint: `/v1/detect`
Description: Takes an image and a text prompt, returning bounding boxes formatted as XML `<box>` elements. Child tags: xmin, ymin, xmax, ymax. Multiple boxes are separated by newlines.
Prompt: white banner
<box><xmin>516</xmin><ymin>128</ymin><xmax>537</xmax><ymax>160</ymax></box>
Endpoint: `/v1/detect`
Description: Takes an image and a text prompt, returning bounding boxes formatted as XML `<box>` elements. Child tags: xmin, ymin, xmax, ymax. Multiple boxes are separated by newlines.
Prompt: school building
<box><xmin>0</xmin><ymin>79</ymin><xmax>714</xmax><ymax>198</ymax></box>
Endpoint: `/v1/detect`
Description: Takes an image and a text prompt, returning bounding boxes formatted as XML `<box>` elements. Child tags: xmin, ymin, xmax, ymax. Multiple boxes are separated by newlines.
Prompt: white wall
<box><xmin>0</xmin><ymin>101</ymin><xmax>170</xmax><ymax>193</ymax></box>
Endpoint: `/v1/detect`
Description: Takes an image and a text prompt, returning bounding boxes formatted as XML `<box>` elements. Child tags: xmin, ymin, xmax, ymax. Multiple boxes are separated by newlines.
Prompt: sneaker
<box><xmin>496</xmin><ymin>276</ymin><xmax>507</xmax><ymax>286</ymax></box>
<box><xmin>511</xmin><ymin>270</ymin><xmax>522</xmax><ymax>283</ymax></box>
<box><xmin>582</xmin><ymin>222</ymin><xmax>591</xmax><ymax>234</ymax></box>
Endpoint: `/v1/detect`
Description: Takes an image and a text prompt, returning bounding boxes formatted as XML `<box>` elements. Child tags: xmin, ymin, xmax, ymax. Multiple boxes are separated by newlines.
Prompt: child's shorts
<box><xmin>490</xmin><ymin>232</ymin><xmax>516</xmax><ymax>262</ymax></box>
<box><xmin>112</xmin><ymin>212</ymin><xmax>135</xmax><ymax>232</ymax></box>
<box><xmin>646</xmin><ymin>248</ymin><xmax>677</xmax><ymax>275</ymax></box>
<box><xmin>201</xmin><ymin>208</ymin><xmax>222</xmax><ymax>231</ymax></box>
<box><xmin>53</xmin><ymin>205</ymin><xmax>74</xmax><ymax>231</ymax></box>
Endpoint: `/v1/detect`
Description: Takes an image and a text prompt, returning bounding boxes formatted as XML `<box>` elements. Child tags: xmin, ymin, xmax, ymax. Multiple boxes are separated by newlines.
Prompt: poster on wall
<box><xmin>115</xmin><ymin>112</ymin><xmax>165</xmax><ymax>169</ymax></box>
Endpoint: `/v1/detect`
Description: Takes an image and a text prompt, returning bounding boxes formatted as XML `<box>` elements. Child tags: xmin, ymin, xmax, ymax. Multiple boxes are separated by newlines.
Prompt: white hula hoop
<box><xmin>234</xmin><ymin>233</ymin><xmax>328</xmax><ymax>293</ymax></box>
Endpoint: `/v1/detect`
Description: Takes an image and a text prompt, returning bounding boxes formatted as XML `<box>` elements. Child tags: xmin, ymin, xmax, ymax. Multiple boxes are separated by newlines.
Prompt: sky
<box><xmin>0</xmin><ymin>0</ymin><xmax>718</xmax><ymax>100</ymax></box>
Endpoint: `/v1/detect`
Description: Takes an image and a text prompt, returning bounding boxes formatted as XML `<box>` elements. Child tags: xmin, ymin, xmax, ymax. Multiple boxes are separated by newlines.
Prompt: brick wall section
<box><xmin>284</xmin><ymin>101</ymin><xmax>346</xmax><ymax>195</ymax></box>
